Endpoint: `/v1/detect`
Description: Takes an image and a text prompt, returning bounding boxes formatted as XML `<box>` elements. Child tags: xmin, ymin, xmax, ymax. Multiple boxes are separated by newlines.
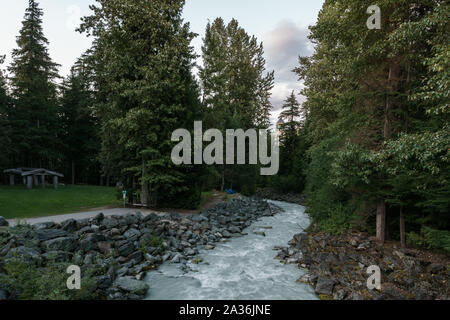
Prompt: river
<box><xmin>144</xmin><ymin>200</ymin><xmax>318</xmax><ymax>300</ymax></box>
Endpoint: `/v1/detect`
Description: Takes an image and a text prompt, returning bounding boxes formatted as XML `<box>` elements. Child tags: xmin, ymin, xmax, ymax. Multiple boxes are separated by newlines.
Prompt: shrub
<box><xmin>1</xmin><ymin>258</ymin><xmax>101</xmax><ymax>300</ymax></box>
<box><xmin>407</xmin><ymin>227</ymin><xmax>450</xmax><ymax>252</ymax></box>
<box><xmin>315</xmin><ymin>203</ymin><xmax>355</xmax><ymax>235</ymax></box>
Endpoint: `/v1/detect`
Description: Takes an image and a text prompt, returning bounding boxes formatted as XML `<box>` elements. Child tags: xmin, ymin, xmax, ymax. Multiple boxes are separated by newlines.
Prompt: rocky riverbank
<box><xmin>276</xmin><ymin>229</ymin><xmax>450</xmax><ymax>300</ymax></box>
<box><xmin>0</xmin><ymin>197</ymin><xmax>280</xmax><ymax>300</ymax></box>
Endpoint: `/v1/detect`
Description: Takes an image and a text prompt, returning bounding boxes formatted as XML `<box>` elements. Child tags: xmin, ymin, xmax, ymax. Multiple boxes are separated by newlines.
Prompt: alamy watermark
<box><xmin>366</xmin><ymin>265</ymin><xmax>381</xmax><ymax>290</ymax></box>
<box><xmin>171</xmin><ymin>121</ymin><xmax>279</xmax><ymax>176</ymax></box>
<box><xmin>66</xmin><ymin>265</ymin><xmax>81</xmax><ymax>290</ymax></box>
<box><xmin>367</xmin><ymin>5</ymin><xmax>381</xmax><ymax>30</ymax></box>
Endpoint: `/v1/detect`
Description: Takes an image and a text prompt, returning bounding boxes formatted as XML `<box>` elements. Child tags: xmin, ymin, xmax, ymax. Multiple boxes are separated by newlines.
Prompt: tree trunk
<box><xmin>71</xmin><ymin>160</ymin><xmax>75</xmax><ymax>185</ymax></box>
<box><xmin>376</xmin><ymin>199</ymin><xmax>386</xmax><ymax>243</ymax></box>
<box><xmin>141</xmin><ymin>158</ymin><xmax>149</xmax><ymax>207</ymax></box>
<box><xmin>376</xmin><ymin>61</ymin><xmax>401</xmax><ymax>243</ymax></box>
<box><xmin>400</xmin><ymin>207</ymin><xmax>406</xmax><ymax>249</ymax></box>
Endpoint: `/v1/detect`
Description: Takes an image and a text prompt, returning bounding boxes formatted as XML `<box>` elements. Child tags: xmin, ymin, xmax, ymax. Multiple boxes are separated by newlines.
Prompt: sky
<box><xmin>0</xmin><ymin>0</ymin><xmax>324</xmax><ymax>124</ymax></box>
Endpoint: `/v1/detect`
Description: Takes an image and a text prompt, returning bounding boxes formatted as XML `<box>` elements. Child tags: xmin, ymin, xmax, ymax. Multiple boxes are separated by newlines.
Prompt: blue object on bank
<box><xmin>225</xmin><ymin>189</ymin><xmax>236</xmax><ymax>195</ymax></box>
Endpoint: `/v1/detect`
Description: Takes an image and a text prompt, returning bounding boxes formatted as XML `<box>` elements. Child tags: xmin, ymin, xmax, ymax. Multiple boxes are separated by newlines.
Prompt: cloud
<box><xmin>263</xmin><ymin>21</ymin><xmax>313</xmax><ymax>113</ymax></box>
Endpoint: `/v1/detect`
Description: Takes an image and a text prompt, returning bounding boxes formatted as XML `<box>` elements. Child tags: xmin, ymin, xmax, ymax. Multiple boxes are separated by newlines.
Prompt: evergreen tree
<box><xmin>60</xmin><ymin>60</ymin><xmax>100</xmax><ymax>185</ymax></box>
<box><xmin>79</xmin><ymin>0</ymin><xmax>202</xmax><ymax>207</ymax></box>
<box><xmin>8</xmin><ymin>0</ymin><xmax>60</xmax><ymax>169</ymax></box>
<box><xmin>296</xmin><ymin>0</ymin><xmax>449</xmax><ymax>245</ymax></box>
<box><xmin>278</xmin><ymin>91</ymin><xmax>302</xmax><ymax>172</ymax></box>
<box><xmin>199</xmin><ymin>18</ymin><xmax>274</xmax><ymax>192</ymax></box>
<box><xmin>0</xmin><ymin>55</ymin><xmax>12</xmax><ymax>169</ymax></box>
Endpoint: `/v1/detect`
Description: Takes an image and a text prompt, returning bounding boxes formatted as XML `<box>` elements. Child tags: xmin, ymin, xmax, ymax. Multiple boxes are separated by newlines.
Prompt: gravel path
<box><xmin>6</xmin><ymin>207</ymin><xmax>164</xmax><ymax>226</ymax></box>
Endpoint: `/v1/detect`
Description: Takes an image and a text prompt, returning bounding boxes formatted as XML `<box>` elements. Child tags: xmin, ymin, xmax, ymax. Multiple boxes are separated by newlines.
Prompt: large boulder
<box><xmin>124</xmin><ymin>228</ymin><xmax>141</xmax><ymax>242</ymax></box>
<box><xmin>315</xmin><ymin>277</ymin><xmax>335</xmax><ymax>296</ymax></box>
<box><xmin>36</xmin><ymin>229</ymin><xmax>69</xmax><ymax>242</ymax></box>
<box><xmin>43</xmin><ymin>236</ymin><xmax>78</xmax><ymax>252</ymax></box>
<box><xmin>118</xmin><ymin>242</ymin><xmax>135</xmax><ymax>257</ymax></box>
<box><xmin>114</xmin><ymin>276</ymin><xmax>149</xmax><ymax>296</ymax></box>
<box><xmin>61</xmin><ymin>219</ymin><xmax>78</xmax><ymax>232</ymax></box>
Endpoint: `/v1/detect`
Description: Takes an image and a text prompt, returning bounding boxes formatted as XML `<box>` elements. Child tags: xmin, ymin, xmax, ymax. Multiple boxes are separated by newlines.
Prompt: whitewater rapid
<box><xmin>144</xmin><ymin>200</ymin><xmax>318</xmax><ymax>300</ymax></box>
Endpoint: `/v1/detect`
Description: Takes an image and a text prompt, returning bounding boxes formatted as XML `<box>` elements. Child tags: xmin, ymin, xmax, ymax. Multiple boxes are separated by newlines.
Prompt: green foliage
<box><xmin>7</xmin><ymin>0</ymin><xmax>61</xmax><ymax>168</ymax></box>
<box><xmin>315</xmin><ymin>204</ymin><xmax>355</xmax><ymax>236</ymax></box>
<box><xmin>1</xmin><ymin>258</ymin><xmax>100</xmax><ymax>300</ymax></box>
<box><xmin>79</xmin><ymin>0</ymin><xmax>203</xmax><ymax>208</ymax></box>
<box><xmin>139</xmin><ymin>235</ymin><xmax>165</xmax><ymax>254</ymax></box>
<box><xmin>296</xmin><ymin>0</ymin><xmax>449</xmax><ymax>243</ymax></box>
<box><xmin>407</xmin><ymin>227</ymin><xmax>450</xmax><ymax>253</ymax></box>
<box><xmin>199</xmin><ymin>17</ymin><xmax>274</xmax><ymax>192</ymax></box>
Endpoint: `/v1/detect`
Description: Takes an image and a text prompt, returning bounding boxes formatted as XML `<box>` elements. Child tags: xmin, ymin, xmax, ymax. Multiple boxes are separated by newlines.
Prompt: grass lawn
<box><xmin>0</xmin><ymin>185</ymin><xmax>122</xmax><ymax>219</ymax></box>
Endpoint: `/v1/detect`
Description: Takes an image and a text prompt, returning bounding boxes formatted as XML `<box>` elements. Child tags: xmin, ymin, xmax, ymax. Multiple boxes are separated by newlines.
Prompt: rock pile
<box><xmin>0</xmin><ymin>197</ymin><xmax>279</xmax><ymax>300</ymax></box>
<box><xmin>276</xmin><ymin>231</ymin><xmax>449</xmax><ymax>300</ymax></box>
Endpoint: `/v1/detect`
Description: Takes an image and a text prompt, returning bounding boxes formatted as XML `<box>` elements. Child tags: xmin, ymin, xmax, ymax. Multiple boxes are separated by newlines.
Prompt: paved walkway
<box><xmin>6</xmin><ymin>207</ymin><xmax>165</xmax><ymax>227</ymax></box>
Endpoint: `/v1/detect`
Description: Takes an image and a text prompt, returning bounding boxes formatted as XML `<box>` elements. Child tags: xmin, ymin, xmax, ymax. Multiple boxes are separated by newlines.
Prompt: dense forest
<box><xmin>0</xmin><ymin>0</ymin><xmax>448</xmax><ymax>251</ymax></box>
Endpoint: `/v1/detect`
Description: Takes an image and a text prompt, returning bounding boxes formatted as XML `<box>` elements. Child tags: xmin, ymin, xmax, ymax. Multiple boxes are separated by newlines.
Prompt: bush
<box><xmin>315</xmin><ymin>203</ymin><xmax>355</xmax><ymax>235</ymax></box>
<box><xmin>407</xmin><ymin>227</ymin><xmax>450</xmax><ymax>252</ymax></box>
<box><xmin>0</xmin><ymin>258</ymin><xmax>101</xmax><ymax>300</ymax></box>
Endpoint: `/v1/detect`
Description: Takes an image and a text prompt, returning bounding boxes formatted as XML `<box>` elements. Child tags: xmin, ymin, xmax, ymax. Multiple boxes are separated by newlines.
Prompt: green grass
<box><xmin>0</xmin><ymin>185</ymin><xmax>121</xmax><ymax>219</ymax></box>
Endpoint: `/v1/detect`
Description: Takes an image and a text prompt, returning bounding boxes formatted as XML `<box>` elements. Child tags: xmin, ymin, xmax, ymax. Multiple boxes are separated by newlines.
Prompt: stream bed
<box><xmin>144</xmin><ymin>200</ymin><xmax>318</xmax><ymax>300</ymax></box>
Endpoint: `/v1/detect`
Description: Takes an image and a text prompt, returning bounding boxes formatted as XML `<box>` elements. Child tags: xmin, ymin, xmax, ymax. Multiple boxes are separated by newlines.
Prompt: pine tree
<box><xmin>60</xmin><ymin>59</ymin><xmax>100</xmax><ymax>185</ymax></box>
<box><xmin>199</xmin><ymin>18</ymin><xmax>274</xmax><ymax>192</ymax></box>
<box><xmin>272</xmin><ymin>91</ymin><xmax>307</xmax><ymax>192</ymax></box>
<box><xmin>8</xmin><ymin>0</ymin><xmax>60</xmax><ymax>168</ymax></box>
<box><xmin>0</xmin><ymin>55</ymin><xmax>12</xmax><ymax>169</ymax></box>
<box><xmin>79</xmin><ymin>0</ymin><xmax>202</xmax><ymax>207</ymax></box>
<box><xmin>295</xmin><ymin>0</ymin><xmax>449</xmax><ymax>243</ymax></box>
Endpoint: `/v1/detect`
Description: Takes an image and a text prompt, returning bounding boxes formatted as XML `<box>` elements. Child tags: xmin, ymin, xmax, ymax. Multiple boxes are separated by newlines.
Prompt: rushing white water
<box><xmin>144</xmin><ymin>200</ymin><xmax>318</xmax><ymax>300</ymax></box>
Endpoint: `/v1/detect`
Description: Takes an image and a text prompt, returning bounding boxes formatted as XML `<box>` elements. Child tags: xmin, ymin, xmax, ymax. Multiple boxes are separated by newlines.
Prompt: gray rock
<box><xmin>253</xmin><ymin>231</ymin><xmax>266</xmax><ymax>237</ymax></box>
<box><xmin>43</xmin><ymin>236</ymin><xmax>78</xmax><ymax>252</ymax></box>
<box><xmin>222</xmin><ymin>230</ymin><xmax>231</xmax><ymax>238</ymax></box>
<box><xmin>61</xmin><ymin>219</ymin><xmax>78</xmax><ymax>232</ymax></box>
<box><xmin>118</xmin><ymin>242</ymin><xmax>135</xmax><ymax>257</ymax></box>
<box><xmin>37</xmin><ymin>229</ymin><xmax>69</xmax><ymax>242</ymax></box>
<box><xmin>171</xmin><ymin>253</ymin><xmax>183</xmax><ymax>263</ymax></box>
<box><xmin>0</xmin><ymin>216</ymin><xmax>9</xmax><ymax>227</ymax></box>
<box><xmin>191</xmin><ymin>214</ymin><xmax>208</xmax><ymax>223</ymax></box>
<box><xmin>114</xmin><ymin>276</ymin><xmax>149</xmax><ymax>295</ymax></box>
<box><xmin>93</xmin><ymin>213</ymin><xmax>105</xmax><ymax>224</ymax></box>
<box><xmin>42</xmin><ymin>250</ymin><xmax>73</xmax><ymax>262</ymax></box>
<box><xmin>8</xmin><ymin>246</ymin><xmax>41</xmax><ymax>263</ymax></box>
<box><xmin>129</xmin><ymin>251</ymin><xmax>143</xmax><ymax>263</ymax></box>
<box><xmin>96</xmin><ymin>275</ymin><xmax>112</xmax><ymax>290</ymax></box>
<box><xmin>315</xmin><ymin>277</ymin><xmax>335</xmax><ymax>296</ymax></box>
<box><xmin>80</xmin><ymin>233</ymin><xmax>106</xmax><ymax>252</ymax></box>
<box><xmin>124</xmin><ymin>228</ymin><xmax>141</xmax><ymax>242</ymax></box>
<box><xmin>102</xmin><ymin>217</ymin><xmax>119</xmax><ymax>229</ymax></box>
<box><xmin>333</xmin><ymin>289</ymin><xmax>347</xmax><ymax>300</ymax></box>
<box><xmin>33</xmin><ymin>222</ymin><xmax>56</xmax><ymax>231</ymax></box>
